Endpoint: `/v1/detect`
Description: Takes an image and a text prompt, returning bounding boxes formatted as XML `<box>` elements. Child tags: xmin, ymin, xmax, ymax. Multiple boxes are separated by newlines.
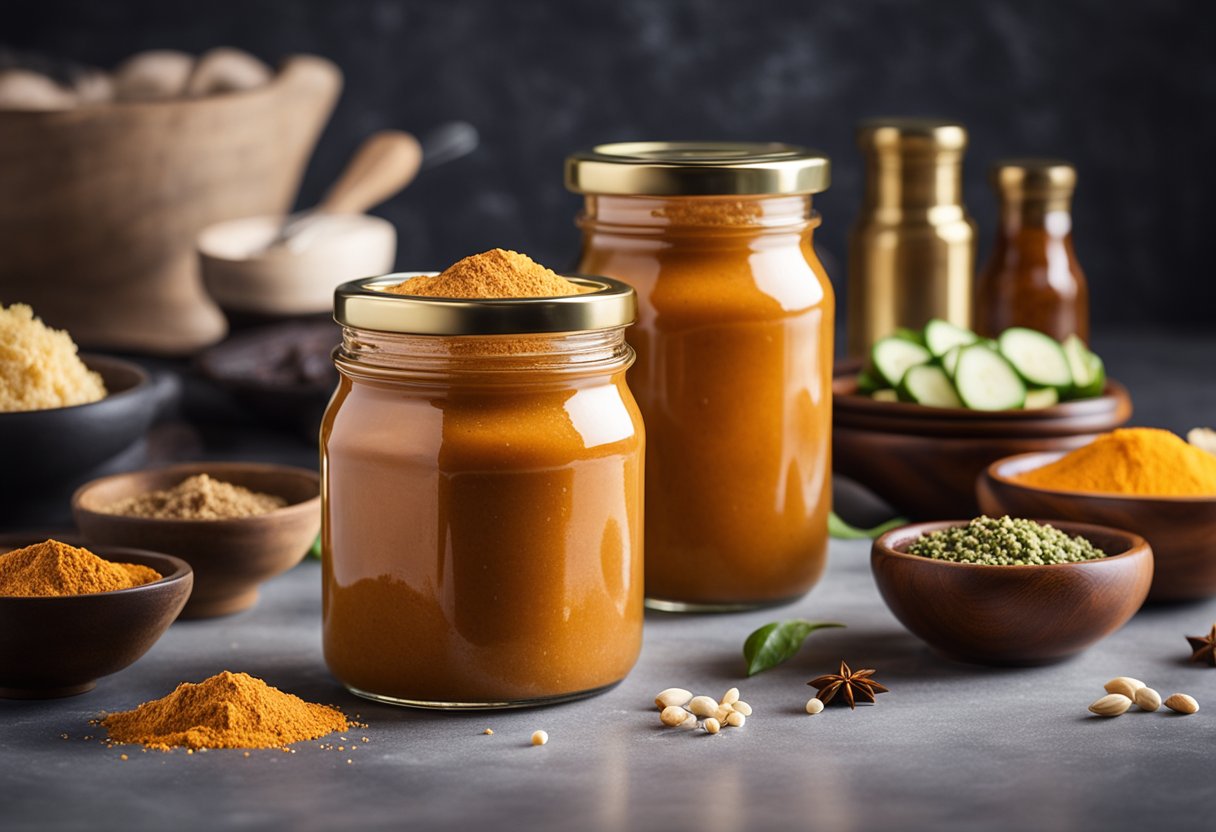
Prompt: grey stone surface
<box><xmin>2</xmin><ymin>542</ymin><xmax>1213</xmax><ymax>832</ymax></box>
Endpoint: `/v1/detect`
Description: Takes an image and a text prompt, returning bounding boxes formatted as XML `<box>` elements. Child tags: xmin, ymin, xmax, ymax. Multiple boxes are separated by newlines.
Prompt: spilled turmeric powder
<box><xmin>1017</xmin><ymin>427</ymin><xmax>1216</xmax><ymax>497</ymax></box>
<box><xmin>0</xmin><ymin>540</ymin><xmax>160</xmax><ymax>597</ymax></box>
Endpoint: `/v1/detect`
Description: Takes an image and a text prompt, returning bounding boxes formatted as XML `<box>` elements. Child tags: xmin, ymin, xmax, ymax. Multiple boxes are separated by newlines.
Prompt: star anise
<box><xmin>808</xmin><ymin>660</ymin><xmax>889</xmax><ymax>709</ymax></box>
<box><xmin>1186</xmin><ymin>623</ymin><xmax>1216</xmax><ymax>667</ymax></box>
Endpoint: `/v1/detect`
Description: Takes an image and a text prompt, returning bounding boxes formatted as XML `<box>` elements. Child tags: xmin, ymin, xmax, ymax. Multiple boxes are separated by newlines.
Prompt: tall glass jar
<box><xmin>322</xmin><ymin>275</ymin><xmax>644</xmax><ymax>708</ymax></box>
<box><xmin>566</xmin><ymin>142</ymin><xmax>834</xmax><ymax>610</ymax></box>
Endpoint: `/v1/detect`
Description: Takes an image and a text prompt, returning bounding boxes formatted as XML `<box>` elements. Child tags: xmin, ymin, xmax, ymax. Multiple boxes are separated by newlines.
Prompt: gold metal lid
<box><xmin>857</xmin><ymin>118</ymin><xmax>968</xmax><ymax>153</ymax></box>
<box><xmin>334</xmin><ymin>273</ymin><xmax>637</xmax><ymax>336</ymax></box>
<box><xmin>564</xmin><ymin>141</ymin><xmax>830</xmax><ymax>196</ymax></box>
<box><xmin>992</xmin><ymin>159</ymin><xmax>1076</xmax><ymax>198</ymax></box>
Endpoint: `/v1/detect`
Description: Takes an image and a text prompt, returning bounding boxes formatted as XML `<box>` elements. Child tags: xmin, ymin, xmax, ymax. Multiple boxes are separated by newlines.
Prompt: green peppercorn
<box><xmin>907</xmin><ymin>516</ymin><xmax>1106</xmax><ymax>565</ymax></box>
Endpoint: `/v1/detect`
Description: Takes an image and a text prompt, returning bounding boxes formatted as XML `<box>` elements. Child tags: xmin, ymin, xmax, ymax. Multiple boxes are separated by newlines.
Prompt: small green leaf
<box><xmin>308</xmin><ymin>534</ymin><xmax>322</xmax><ymax>559</ymax></box>
<box><xmin>829</xmin><ymin>511</ymin><xmax>907</xmax><ymax>540</ymax></box>
<box><xmin>743</xmin><ymin>620</ymin><xmax>845</xmax><ymax>676</ymax></box>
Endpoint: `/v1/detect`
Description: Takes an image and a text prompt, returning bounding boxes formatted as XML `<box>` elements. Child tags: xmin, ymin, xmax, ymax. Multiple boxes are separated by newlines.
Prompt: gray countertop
<box><xmin>2</xmin><ymin>544</ymin><xmax>1213</xmax><ymax>832</ymax></box>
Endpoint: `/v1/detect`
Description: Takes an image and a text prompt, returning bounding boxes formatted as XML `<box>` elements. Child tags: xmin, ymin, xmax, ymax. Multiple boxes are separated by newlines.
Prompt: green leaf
<box><xmin>829</xmin><ymin>511</ymin><xmax>907</xmax><ymax>540</ymax></box>
<box><xmin>743</xmin><ymin>619</ymin><xmax>845</xmax><ymax>676</ymax></box>
<box><xmin>308</xmin><ymin>534</ymin><xmax>322</xmax><ymax>559</ymax></box>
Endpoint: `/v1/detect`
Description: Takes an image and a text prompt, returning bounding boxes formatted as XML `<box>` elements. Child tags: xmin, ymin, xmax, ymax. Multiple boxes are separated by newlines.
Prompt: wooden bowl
<box><xmin>0</xmin><ymin>536</ymin><xmax>192</xmax><ymax>698</ymax></box>
<box><xmin>0</xmin><ymin>355</ymin><xmax>169</xmax><ymax>493</ymax></box>
<box><xmin>871</xmin><ymin>520</ymin><xmax>1153</xmax><ymax>666</ymax></box>
<box><xmin>72</xmin><ymin>462</ymin><xmax>320</xmax><ymax>618</ymax></box>
<box><xmin>833</xmin><ymin>375</ymin><xmax>1133</xmax><ymax>519</ymax></box>
<box><xmin>199</xmin><ymin>213</ymin><xmax>396</xmax><ymax>316</ymax></box>
<box><xmin>978</xmin><ymin>452</ymin><xmax>1216</xmax><ymax>602</ymax></box>
<box><xmin>0</xmin><ymin>55</ymin><xmax>341</xmax><ymax>355</ymax></box>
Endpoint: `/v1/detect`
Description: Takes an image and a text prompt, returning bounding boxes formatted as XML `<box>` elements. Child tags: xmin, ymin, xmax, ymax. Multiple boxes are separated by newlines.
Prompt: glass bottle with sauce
<box><xmin>566</xmin><ymin>142</ymin><xmax>833</xmax><ymax>611</ymax></box>
<box><xmin>975</xmin><ymin>159</ymin><xmax>1089</xmax><ymax>341</ymax></box>
<box><xmin>847</xmin><ymin>119</ymin><xmax>977</xmax><ymax>357</ymax></box>
<box><xmin>321</xmin><ymin>275</ymin><xmax>644</xmax><ymax>707</ymax></box>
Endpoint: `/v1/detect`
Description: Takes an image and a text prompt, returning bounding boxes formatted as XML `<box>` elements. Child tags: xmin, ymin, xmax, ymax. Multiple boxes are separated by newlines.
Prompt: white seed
<box><xmin>1104</xmin><ymin>677</ymin><xmax>1146</xmax><ymax>699</ymax></box>
<box><xmin>687</xmin><ymin>696</ymin><xmax>719</xmax><ymax>717</ymax></box>
<box><xmin>1088</xmin><ymin>693</ymin><xmax>1132</xmax><ymax>717</ymax></box>
<box><xmin>679</xmin><ymin>713</ymin><xmax>699</xmax><ymax>729</ymax></box>
<box><xmin>1164</xmin><ymin>693</ymin><xmax>1199</xmax><ymax>715</ymax></box>
<box><xmin>531</xmin><ymin>730</ymin><xmax>548</xmax><ymax>746</ymax></box>
<box><xmin>726</xmin><ymin>711</ymin><xmax>746</xmax><ymax>728</ymax></box>
<box><xmin>714</xmin><ymin>706</ymin><xmax>732</xmax><ymax>722</ymax></box>
<box><xmin>805</xmin><ymin>698</ymin><xmax>825</xmax><ymax>715</ymax></box>
<box><xmin>660</xmin><ymin>705</ymin><xmax>690</xmax><ymax>727</ymax></box>
<box><xmin>703</xmin><ymin>718</ymin><xmax>721</xmax><ymax>734</ymax></box>
<box><xmin>721</xmin><ymin>687</ymin><xmax>740</xmax><ymax>706</ymax></box>
<box><xmin>655</xmin><ymin>688</ymin><xmax>693</xmax><ymax>709</ymax></box>
<box><xmin>732</xmin><ymin>700</ymin><xmax>753</xmax><ymax>716</ymax></box>
<box><xmin>1134</xmin><ymin>687</ymin><xmax>1162</xmax><ymax>712</ymax></box>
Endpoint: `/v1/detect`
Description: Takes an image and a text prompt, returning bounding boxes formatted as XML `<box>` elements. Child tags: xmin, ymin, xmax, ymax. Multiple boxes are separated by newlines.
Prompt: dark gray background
<box><xmin>6</xmin><ymin>0</ymin><xmax>1214</xmax><ymax>325</ymax></box>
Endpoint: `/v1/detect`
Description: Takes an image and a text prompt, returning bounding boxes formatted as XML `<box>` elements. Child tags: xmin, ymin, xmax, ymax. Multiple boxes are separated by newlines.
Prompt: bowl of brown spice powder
<box><xmin>71</xmin><ymin>462</ymin><xmax>320</xmax><ymax>618</ymax></box>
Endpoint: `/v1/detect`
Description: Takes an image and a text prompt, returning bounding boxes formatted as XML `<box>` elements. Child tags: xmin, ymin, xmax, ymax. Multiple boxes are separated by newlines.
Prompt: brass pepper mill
<box><xmin>847</xmin><ymin>118</ymin><xmax>977</xmax><ymax>358</ymax></box>
<box><xmin>974</xmin><ymin>159</ymin><xmax>1089</xmax><ymax>341</ymax></box>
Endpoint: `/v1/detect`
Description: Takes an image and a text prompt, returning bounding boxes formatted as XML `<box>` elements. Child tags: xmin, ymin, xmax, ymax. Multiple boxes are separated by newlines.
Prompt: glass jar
<box><xmin>322</xmin><ymin>274</ymin><xmax>644</xmax><ymax>708</ymax></box>
<box><xmin>566</xmin><ymin>142</ymin><xmax>834</xmax><ymax>610</ymax></box>
<box><xmin>975</xmin><ymin>159</ymin><xmax>1089</xmax><ymax>341</ymax></box>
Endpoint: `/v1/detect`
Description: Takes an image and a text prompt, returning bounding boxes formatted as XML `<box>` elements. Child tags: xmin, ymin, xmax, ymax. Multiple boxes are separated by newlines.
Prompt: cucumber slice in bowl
<box><xmin>954</xmin><ymin>344</ymin><xmax>1026</xmax><ymax>410</ymax></box>
<box><xmin>1024</xmin><ymin>387</ymin><xmax>1060</xmax><ymax>409</ymax></box>
<box><xmin>924</xmin><ymin>318</ymin><xmax>978</xmax><ymax>358</ymax></box>
<box><xmin>997</xmin><ymin>328</ymin><xmax>1073</xmax><ymax>392</ymax></box>
<box><xmin>941</xmin><ymin>344</ymin><xmax>963</xmax><ymax>378</ymax></box>
<box><xmin>898</xmin><ymin>364</ymin><xmax>962</xmax><ymax>408</ymax></box>
<box><xmin>1062</xmin><ymin>335</ymin><xmax>1106</xmax><ymax>399</ymax></box>
<box><xmin>869</xmin><ymin>336</ymin><xmax>931</xmax><ymax>388</ymax></box>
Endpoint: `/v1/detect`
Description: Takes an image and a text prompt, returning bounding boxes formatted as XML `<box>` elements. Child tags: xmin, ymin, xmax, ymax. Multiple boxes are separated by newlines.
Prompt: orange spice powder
<box><xmin>0</xmin><ymin>539</ymin><xmax>161</xmax><ymax>597</ymax></box>
<box><xmin>385</xmin><ymin>248</ymin><xmax>580</xmax><ymax>298</ymax></box>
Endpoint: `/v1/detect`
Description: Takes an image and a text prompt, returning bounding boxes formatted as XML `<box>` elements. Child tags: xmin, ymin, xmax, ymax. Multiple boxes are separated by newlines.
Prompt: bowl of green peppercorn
<box><xmin>871</xmin><ymin>517</ymin><xmax>1153</xmax><ymax>666</ymax></box>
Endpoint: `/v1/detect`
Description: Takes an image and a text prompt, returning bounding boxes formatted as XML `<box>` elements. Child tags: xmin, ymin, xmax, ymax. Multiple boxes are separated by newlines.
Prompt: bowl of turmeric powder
<box><xmin>979</xmin><ymin>428</ymin><xmax>1216</xmax><ymax>601</ymax></box>
<box><xmin>0</xmin><ymin>537</ymin><xmax>192</xmax><ymax>699</ymax></box>
<box><xmin>72</xmin><ymin>462</ymin><xmax>320</xmax><ymax>618</ymax></box>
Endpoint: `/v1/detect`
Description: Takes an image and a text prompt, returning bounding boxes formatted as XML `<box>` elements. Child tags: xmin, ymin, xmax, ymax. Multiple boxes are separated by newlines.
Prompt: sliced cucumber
<box><xmin>954</xmin><ymin>344</ymin><xmax>1026</xmax><ymax>410</ymax></box>
<box><xmin>856</xmin><ymin>368</ymin><xmax>885</xmax><ymax>394</ymax></box>
<box><xmin>893</xmin><ymin>326</ymin><xmax>926</xmax><ymax>346</ymax></box>
<box><xmin>1024</xmin><ymin>388</ymin><xmax>1060</xmax><ymax>409</ymax></box>
<box><xmin>898</xmin><ymin>364</ymin><xmax>962</xmax><ymax>408</ymax></box>
<box><xmin>871</xmin><ymin>388</ymin><xmax>900</xmax><ymax>403</ymax></box>
<box><xmin>924</xmin><ymin>318</ymin><xmax>979</xmax><ymax>358</ymax></box>
<box><xmin>941</xmin><ymin>345</ymin><xmax>963</xmax><ymax>378</ymax></box>
<box><xmin>1062</xmin><ymin>335</ymin><xmax>1106</xmax><ymax>399</ymax></box>
<box><xmin>998</xmin><ymin>328</ymin><xmax>1073</xmax><ymax>391</ymax></box>
<box><xmin>869</xmin><ymin>337</ymin><xmax>932</xmax><ymax>388</ymax></box>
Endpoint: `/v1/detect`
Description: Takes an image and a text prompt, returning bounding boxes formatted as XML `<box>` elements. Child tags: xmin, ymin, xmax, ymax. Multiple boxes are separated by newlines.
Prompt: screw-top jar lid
<box><xmin>991</xmin><ymin>159</ymin><xmax>1077</xmax><ymax>198</ymax></box>
<box><xmin>857</xmin><ymin>118</ymin><xmax>968</xmax><ymax>153</ymax></box>
<box><xmin>564</xmin><ymin>141</ymin><xmax>830</xmax><ymax>196</ymax></box>
<box><xmin>333</xmin><ymin>274</ymin><xmax>637</xmax><ymax>336</ymax></box>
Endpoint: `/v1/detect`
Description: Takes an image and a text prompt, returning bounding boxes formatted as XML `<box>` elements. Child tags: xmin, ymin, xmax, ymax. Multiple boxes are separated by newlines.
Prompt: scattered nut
<box><xmin>1088</xmin><ymin>693</ymin><xmax>1133</xmax><ymax>717</ymax></box>
<box><xmin>679</xmin><ymin>713</ymin><xmax>699</xmax><ymax>729</ymax></box>
<box><xmin>703</xmin><ymin>718</ymin><xmax>721</xmax><ymax>734</ymax></box>
<box><xmin>1104</xmin><ymin>677</ymin><xmax>1146</xmax><ymax>699</ymax></box>
<box><xmin>726</xmin><ymin>711</ymin><xmax>746</xmax><ymax>728</ymax></box>
<box><xmin>660</xmin><ymin>705</ymin><xmax>691</xmax><ymax>727</ymax></box>
<box><xmin>1164</xmin><ymin>694</ymin><xmax>1199</xmax><ymax>715</ymax></box>
<box><xmin>687</xmin><ymin>696</ymin><xmax>720</xmax><ymax>718</ymax></box>
<box><xmin>531</xmin><ymin>730</ymin><xmax>548</xmax><ymax>746</ymax></box>
<box><xmin>1134</xmin><ymin>687</ymin><xmax>1162</xmax><ymax>712</ymax></box>
<box><xmin>655</xmin><ymin>688</ymin><xmax>693</xmax><ymax>709</ymax></box>
<box><xmin>732</xmin><ymin>700</ymin><xmax>753</xmax><ymax>716</ymax></box>
<box><xmin>805</xmin><ymin>698</ymin><xmax>825</xmax><ymax>715</ymax></box>
<box><xmin>721</xmin><ymin>687</ymin><xmax>740</xmax><ymax>706</ymax></box>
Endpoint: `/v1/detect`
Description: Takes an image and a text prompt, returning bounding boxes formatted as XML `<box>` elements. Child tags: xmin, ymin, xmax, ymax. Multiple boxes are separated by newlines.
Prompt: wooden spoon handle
<box><xmin>318</xmin><ymin>129</ymin><xmax>422</xmax><ymax>215</ymax></box>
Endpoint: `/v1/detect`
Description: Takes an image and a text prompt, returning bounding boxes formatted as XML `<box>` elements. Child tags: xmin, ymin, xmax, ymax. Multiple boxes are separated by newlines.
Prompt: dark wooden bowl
<box><xmin>0</xmin><ymin>537</ymin><xmax>192</xmax><ymax>698</ymax></box>
<box><xmin>871</xmin><ymin>520</ymin><xmax>1153</xmax><ymax>666</ymax></box>
<box><xmin>72</xmin><ymin>462</ymin><xmax>319</xmax><ymax>618</ymax></box>
<box><xmin>833</xmin><ymin>376</ymin><xmax>1133</xmax><ymax>519</ymax></box>
<box><xmin>978</xmin><ymin>451</ymin><xmax>1216</xmax><ymax>602</ymax></box>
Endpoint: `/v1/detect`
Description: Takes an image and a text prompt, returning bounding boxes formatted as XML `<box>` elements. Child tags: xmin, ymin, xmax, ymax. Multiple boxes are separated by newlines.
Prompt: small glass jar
<box><xmin>566</xmin><ymin>142</ymin><xmax>834</xmax><ymax>611</ymax></box>
<box><xmin>322</xmin><ymin>274</ymin><xmax>644</xmax><ymax>708</ymax></box>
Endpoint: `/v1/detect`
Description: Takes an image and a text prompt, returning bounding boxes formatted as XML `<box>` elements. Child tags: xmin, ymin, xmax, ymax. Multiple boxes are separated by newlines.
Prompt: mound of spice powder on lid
<box><xmin>1016</xmin><ymin>427</ymin><xmax>1216</xmax><ymax>497</ymax></box>
<box><xmin>385</xmin><ymin>248</ymin><xmax>581</xmax><ymax>298</ymax></box>
<box><xmin>0</xmin><ymin>539</ymin><xmax>161</xmax><ymax>597</ymax></box>
<box><xmin>102</xmin><ymin>474</ymin><xmax>286</xmax><ymax>520</ymax></box>
<box><xmin>908</xmin><ymin>516</ymin><xmax>1106</xmax><ymax>566</ymax></box>
<box><xmin>0</xmin><ymin>303</ymin><xmax>106</xmax><ymax>412</ymax></box>
<box><xmin>102</xmin><ymin>671</ymin><xmax>349</xmax><ymax>751</ymax></box>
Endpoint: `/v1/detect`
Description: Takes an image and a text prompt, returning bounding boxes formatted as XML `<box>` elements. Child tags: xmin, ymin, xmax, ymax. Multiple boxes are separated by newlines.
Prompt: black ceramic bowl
<box><xmin>0</xmin><ymin>535</ymin><xmax>192</xmax><ymax>698</ymax></box>
<box><xmin>0</xmin><ymin>354</ymin><xmax>164</xmax><ymax>494</ymax></box>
